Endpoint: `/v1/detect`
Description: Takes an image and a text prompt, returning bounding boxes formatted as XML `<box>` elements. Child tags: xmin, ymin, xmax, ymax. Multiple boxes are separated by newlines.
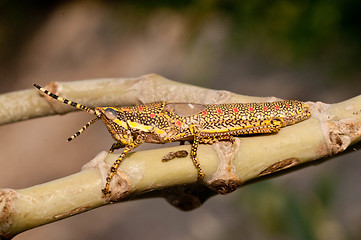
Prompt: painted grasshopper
<box><xmin>34</xmin><ymin>84</ymin><xmax>311</xmax><ymax>194</ymax></box>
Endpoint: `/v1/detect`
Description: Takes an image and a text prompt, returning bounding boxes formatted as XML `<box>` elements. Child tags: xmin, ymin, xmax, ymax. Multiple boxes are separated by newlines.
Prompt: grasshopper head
<box><xmin>95</xmin><ymin>107</ymin><xmax>132</xmax><ymax>145</ymax></box>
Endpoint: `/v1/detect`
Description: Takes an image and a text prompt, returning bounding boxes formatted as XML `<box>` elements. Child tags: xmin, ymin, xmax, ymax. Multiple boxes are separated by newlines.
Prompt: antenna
<box><xmin>34</xmin><ymin>83</ymin><xmax>100</xmax><ymax>140</ymax></box>
<box><xmin>33</xmin><ymin>83</ymin><xmax>97</xmax><ymax>116</ymax></box>
<box><xmin>67</xmin><ymin>117</ymin><xmax>99</xmax><ymax>142</ymax></box>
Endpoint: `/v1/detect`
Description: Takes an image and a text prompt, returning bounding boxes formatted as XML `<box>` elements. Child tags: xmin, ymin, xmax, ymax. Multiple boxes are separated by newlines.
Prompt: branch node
<box><xmin>311</xmin><ymin>101</ymin><xmax>361</xmax><ymax>156</ymax></box>
<box><xmin>327</xmin><ymin>119</ymin><xmax>361</xmax><ymax>154</ymax></box>
<box><xmin>0</xmin><ymin>189</ymin><xmax>16</xmax><ymax>239</ymax></box>
<box><xmin>81</xmin><ymin>152</ymin><xmax>131</xmax><ymax>202</ymax></box>
<box><xmin>208</xmin><ymin>179</ymin><xmax>242</xmax><ymax>195</ymax></box>
<box><xmin>38</xmin><ymin>81</ymin><xmax>65</xmax><ymax>114</ymax></box>
<box><xmin>206</xmin><ymin>139</ymin><xmax>242</xmax><ymax>195</ymax></box>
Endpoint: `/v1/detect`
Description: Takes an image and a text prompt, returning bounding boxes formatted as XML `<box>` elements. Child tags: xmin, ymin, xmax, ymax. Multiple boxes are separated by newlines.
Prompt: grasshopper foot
<box><xmin>101</xmin><ymin>188</ymin><xmax>111</xmax><ymax>195</ymax></box>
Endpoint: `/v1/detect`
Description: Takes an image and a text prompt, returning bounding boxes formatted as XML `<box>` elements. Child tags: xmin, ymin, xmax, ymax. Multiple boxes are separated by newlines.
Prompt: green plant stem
<box><xmin>0</xmin><ymin>74</ymin><xmax>360</xmax><ymax>239</ymax></box>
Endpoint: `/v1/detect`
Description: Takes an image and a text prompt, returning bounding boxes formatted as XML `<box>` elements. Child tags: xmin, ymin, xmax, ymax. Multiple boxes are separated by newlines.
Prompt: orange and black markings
<box><xmin>34</xmin><ymin>84</ymin><xmax>311</xmax><ymax>195</ymax></box>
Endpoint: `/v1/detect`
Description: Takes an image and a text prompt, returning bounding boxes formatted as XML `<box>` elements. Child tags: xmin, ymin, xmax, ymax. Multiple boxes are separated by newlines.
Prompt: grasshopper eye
<box><xmin>104</xmin><ymin>108</ymin><xmax>117</xmax><ymax>120</ymax></box>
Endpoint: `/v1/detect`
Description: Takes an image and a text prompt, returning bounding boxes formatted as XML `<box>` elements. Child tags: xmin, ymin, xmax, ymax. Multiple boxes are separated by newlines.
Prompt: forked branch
<box><xmin>0</xmin><ymin>74</ymin><xmax>360</xmax><ymax>239</ymax></box>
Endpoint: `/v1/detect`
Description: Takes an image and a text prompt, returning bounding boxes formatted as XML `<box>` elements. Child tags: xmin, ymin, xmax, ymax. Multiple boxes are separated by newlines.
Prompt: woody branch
<box><xmin>0</xmin><ymin>74</ymin><xmax>360</xmax><ymax>239</ymax></box>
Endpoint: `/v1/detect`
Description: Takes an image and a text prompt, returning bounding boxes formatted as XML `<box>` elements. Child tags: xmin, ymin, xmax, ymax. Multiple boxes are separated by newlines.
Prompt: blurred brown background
<box><xmin>1</xmin><ymin>1</ymin><xmax>361</xmax><ymax>239</ymax></box>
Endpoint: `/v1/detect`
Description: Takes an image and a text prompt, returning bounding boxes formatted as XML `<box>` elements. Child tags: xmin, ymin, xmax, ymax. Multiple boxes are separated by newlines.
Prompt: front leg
<box><xmin>102</xmin><ymin>134</ymin><xmax>145</xmax><ymax>195</ymax></box>
<box><xmin>109</xmin><ymin>142</ymin><xmax>126</xmax><ymax>153</ymax></box>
